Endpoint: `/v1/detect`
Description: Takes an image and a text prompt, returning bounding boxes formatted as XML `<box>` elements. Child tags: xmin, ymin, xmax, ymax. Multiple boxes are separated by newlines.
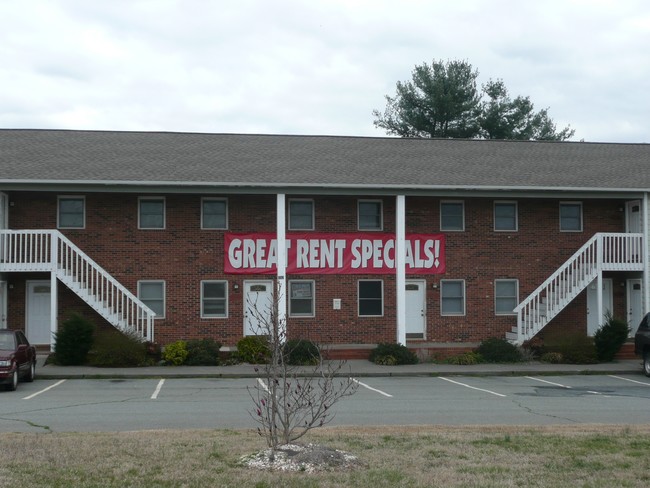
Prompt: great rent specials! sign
<box><xmin>225</xmin><ymin>233</ymin><xmax>445</xmax><ymax>274</ymax></box>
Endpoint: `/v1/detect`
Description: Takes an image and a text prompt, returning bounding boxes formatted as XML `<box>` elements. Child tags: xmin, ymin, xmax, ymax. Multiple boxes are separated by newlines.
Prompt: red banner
<box><xmin>225</xmin><ymin>232</ymin><xmax>445</xmax><ymax>274</ymax></box>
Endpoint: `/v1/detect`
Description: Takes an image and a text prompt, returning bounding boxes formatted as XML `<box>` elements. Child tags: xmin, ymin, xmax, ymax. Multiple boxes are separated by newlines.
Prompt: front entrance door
<box><xmin>243</xmin><ymin>280</ymin><xmax>274</xmax><ymax>336</ymax></box>
<box><xmin>586</xmin><ymin>278</ymin><xmax>613</xmax><ymax>336</ymax></box>
<box><xmin>0</xmin><ymin>281</ymin><xmax>7</xmax><ymax>329</ymax></box>
<box><xmin>627</xmin><ymin>279</ymin><xmax>643</xmax><ymax>335</ymax></box>
<box><xmin>26</xmin><ymin>280</ymin><xmax>52</xmax><ymax>344</ymax></box>
<box><xmin>626</xmin><ymin>200</ymin><xmax>642</xmax><ymax>233</ymax></box>
<box><xmin>405</xmin><ymin>280</ymin><xmax>426</xmax><ymax>339</ymax></box>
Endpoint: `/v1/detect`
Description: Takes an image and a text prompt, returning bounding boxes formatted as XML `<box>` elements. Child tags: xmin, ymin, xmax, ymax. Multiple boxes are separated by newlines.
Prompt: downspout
<box><xmin>396</xmin><ymin>195</ymin><xmax>406</xmax><ymax>345</ymax></box>
<box><xmin>644</xmin><ymin>193</ymin><xmax>649</xmax><ymax>315</ymax></box>
<box><xmin>276</xmin><ymin>194</ymin><xmax>287</xmax><ymax>340</ymax></box>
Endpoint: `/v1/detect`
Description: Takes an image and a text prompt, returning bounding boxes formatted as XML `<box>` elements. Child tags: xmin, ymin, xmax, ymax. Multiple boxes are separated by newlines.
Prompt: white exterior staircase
<box><xmin>510</xmin><ymin>232</ymin><xmax>644</xmax><ymax>344</ymax></box>
<box><xmin>0</xmin><ymin>230</ymin><xmax>155</xmax><ymax>341</ymax></box>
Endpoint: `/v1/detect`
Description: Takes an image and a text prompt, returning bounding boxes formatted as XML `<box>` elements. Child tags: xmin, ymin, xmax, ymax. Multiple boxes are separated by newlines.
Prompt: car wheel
<box><xmin>6</xmin><ymin>370</ymin><xmax>18</xmax><ymax>391</ymax></box>
<box><xmin>644</xmin><ymin>351</ymin><xmax>650</xmax><ymax>378</ymax></box>
<box><xmin>25</xmin><ymin>362</ymin><xmax>35</xmax><ymax>382</ymax></box>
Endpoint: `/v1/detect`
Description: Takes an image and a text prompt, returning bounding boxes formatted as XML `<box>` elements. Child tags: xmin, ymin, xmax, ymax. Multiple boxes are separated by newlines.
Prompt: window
<box><xmin>494</xmin><ymin>201</ymin><xmax>517</xmax><ymax>231</ymax></box>
<box><xmin>138</xmin><ymin>281</ymin><xmax>165</xmax><ymax>318</ymax></box>
<box><xmin>201</xmin><ymin>281</ymin><xmax>227</xmax><ymax>318</ymax></box>
<box><xmin>288</xmin><ymin>199</ymin><xmax>314</xmax><ymax>230</ymax></box>
<box><xmin>139</xmin><ymin>197</ymin><xmax>165</xmax><ymax>229</ymax></box>
<box><xmin>495</xmin><ymin>279</ymin><xmax>518</xmax><ymax>315</ymax></box>
<box><xmin>202</xmin><ymin>198</ymin><xmax>227</xmax><ymax>229</ymax></box>
<box><xmin>560</xmin><ymin>202</ymin><xmax>582</xmax><ymax>231</ymax></box>
<box><xmin>358</xmin><ymin>280</ymin><xmax>383</xmax><ymax>316</ymax></box>
<box><xmin>58</xmin><ymin>196</ymin><xmax>85</xmax><ymax>229</ymax></box>
<box><xmin>358</xmin><ymin>200</ymin><xmax>383</xmax><ymax>230</ymax></box>
<box><xmin>440</xmin><ymin>201</ymin><xmax>464</xmax><ymax>231</ymax></box>
<box><xmin>441</xmin><ymin>280</ymin><xmax>465</xmax><ymax>315</ymax></box>
<box><xmin>289</xmin><ymin>280</ymin><xmax>315</xmax><ymax>317</ymax></box>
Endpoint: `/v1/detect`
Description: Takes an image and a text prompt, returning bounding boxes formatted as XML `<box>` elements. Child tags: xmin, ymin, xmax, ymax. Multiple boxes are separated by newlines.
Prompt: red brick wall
<box><xmin>5</xmin><ymin>192</ymin><xmax>628</xmax><ymax>346</ymax></box>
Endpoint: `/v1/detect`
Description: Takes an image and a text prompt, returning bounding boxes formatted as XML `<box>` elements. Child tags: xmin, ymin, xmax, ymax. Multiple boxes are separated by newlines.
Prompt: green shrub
<box><xmin>283</xmin><ymin>339</ymin><xmax>320</xmax><ymax>366</ymax></box>
<box><xmin>185</xmin><ymin>338</ymin><xmax>222</xmax><ymax>366</ymax></box>
<box><xmin>540</xmin><ymin>352</ymin><xmax>564</xmax><ymax>364</ymax></box>
<box><xmin>542</xmin><ymin>332</ymin><xmax>597</xmax><ymax>364</ymax></box>
<box><xmin>163</xmin><ymin>340</ymin><xmax>189</xmax><ymax>366</ymax></box>
<box><xmin>594</xmin><ymin>313</ymin><xmax>630</xmax><ymax>362</ymax></box>
<box><xmin>445</xmin><ymin>351</ymin><xmax>484</xmax><ymax>365</ymax></box>
<box><xmin>54</xmin><ymin>313</ymin><xmax>95</xmax><ymax>365</ymax></box>
<box><xmin>236</xmin><ymin>336</ymin><xmax>270</xmax><ymax>364</ymax></box>
<box><xmin>476</xmin><ymin>337</ymin><xmax>523</xmax><ymax>363</ymax></box>
<box><xmin>373</xmin><ymin>355</ymin><xmax>397</xmax><ymax>366</ymax></box>
<box><xmin>369</xmin><ymin>343</ymin><xmax>418</xmax><ymax>365</ymax></box>
<box><xmin>88</xmin><ymin>329</ymin><xmax>148</xmax><ymax>367</ymax></box>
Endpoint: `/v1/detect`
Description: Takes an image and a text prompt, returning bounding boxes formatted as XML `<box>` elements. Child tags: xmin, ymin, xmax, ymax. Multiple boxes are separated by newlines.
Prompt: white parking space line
<box><xmin>257</xmin><ymin>378</ymin><xmax>271</xmax><ymax>394</ymax></box>
<box><xmin>151</xmin><ymin>379</ymin><xmax>165</xmax><ymax>399</ymax></box>
<box><xmin>438</xmin><ymin>377</ymin><xmax>506</xmax><ymax>397</ymax></box>
<box><xmin>22</xmin><ymin>379</ymin><xmax>66</xmax><ymax>400</ymax></box>
<box><xmin>609</xmin><ymin>375</ymin><xmax>650</xmax><ymax>386</ymax></box>
<box><xmin>525</xmin><ymin>376</ymin><xmax>572</xmax><ymax>388</ymax></box>
<box><xmin>351</xmin><ymin>379</ymin><xmax>393</xmax><ymax>398</ymax></box>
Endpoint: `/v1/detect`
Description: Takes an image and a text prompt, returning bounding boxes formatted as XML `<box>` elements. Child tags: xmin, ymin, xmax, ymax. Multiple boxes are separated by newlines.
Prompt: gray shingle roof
<box><xmin>0</xmin><ymin>129</ymin><xmax>648</xmax><ymax>192</ymax></box>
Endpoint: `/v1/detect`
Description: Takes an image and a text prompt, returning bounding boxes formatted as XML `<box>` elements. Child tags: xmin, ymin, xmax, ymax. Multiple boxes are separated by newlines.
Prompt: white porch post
<box><xmin>641</xmin><ymin>193</ymin><xmax>650</xmax><ymax>315</ymax></box>
<box><xmin>50</xmin><ymin>234</ymin><xmax>58</xmax><ymax>352</ymax></box>
<box><xmin>396</xmin><ymin>195</ymin><xmax>406</xmax><ymax>345</ymax></box>
<box><xmin>276</xmin><ymin>193</ymin><xmax>287</xmax><ymax>339</ymax></box>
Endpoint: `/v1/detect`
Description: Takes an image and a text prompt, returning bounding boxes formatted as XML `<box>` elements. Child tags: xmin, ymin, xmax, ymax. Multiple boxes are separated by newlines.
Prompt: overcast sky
<box><xmin>1</xmin><ymin>1</ymin><xmax>648</xmax><ymax>143</ymax></box>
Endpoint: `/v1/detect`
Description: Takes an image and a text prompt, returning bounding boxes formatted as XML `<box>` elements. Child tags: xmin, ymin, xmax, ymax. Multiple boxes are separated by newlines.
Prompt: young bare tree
<box><xmin>245</xmin><ymin>289</ymin><xmax>358</xmax><ymax>454</ymax></box>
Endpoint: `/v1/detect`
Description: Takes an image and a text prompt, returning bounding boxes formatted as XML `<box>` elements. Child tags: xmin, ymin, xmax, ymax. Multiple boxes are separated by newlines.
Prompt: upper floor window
<box><xmin>289</xmin><ymin>280</ymin><xmax>315</xmax><ymax>317</ymax></box>
<box><xmin>201</xmin><ymin>281</ymin><xmax>228</xmax><ymax>318</ymax></box>
<box><xmin>494</xmin><ymin>201</ymin><xmax>518</xmax><ymax>231</ymax></box>
<box><xmin>358</xmin><ymin>200</ymin><xmax>383</xmax><ymax>231</ymax></box>
<box><xmin>440</xmin><ymin>201</ymin><xmax>464</xmax><ymax>231</ymax></box>
<box><xmin>139</xmin><ymin>197</ymin><xmax>165</xmax><ymax>229</ymax></box>
<box><xmin>288</xmin><ymin>199</ymin><xmax>314</xmax><ymax>230</ymax></box>
<box><xmin>202</xmin><ymin>198</ymin><xmax>228</xmax><ymax>229</ymax></box>
<box><xmin>441</xmin><ymin>279</ymin><xmax>465</xmax><ymax>315</ymax></box>
<box><xmin>58</xmin><ymin>196</ymin><xmax>85</xmax><ymax>229</ymax></box>
<box><xmin>495</xmin><ymin>279</ymin><xmax>518</xmax><ymax>315</ymax></box>
<box><xmin>138</xmin><ymin>280</ymin><xmax>165</xmax><ymax>318</ymax></box>
<box><xmin>559</xmin><ymin>202</ymin><xmax>582</xmax><ymax>232</ymax></box>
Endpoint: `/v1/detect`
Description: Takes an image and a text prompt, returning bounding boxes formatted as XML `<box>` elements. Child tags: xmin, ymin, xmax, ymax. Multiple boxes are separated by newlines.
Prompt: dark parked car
<box><xmin>634</xmin><ymin>313</ymin><xmax>650</xmax><ymax>377</ymax></box>
<box><xmin>0</xmin><ymin>329</ymin><xmax>37</xmax><ymax>391</ymax></box>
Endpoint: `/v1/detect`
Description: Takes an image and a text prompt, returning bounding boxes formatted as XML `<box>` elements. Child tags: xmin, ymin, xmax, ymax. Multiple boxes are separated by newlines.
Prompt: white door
<box><xmin>244</xmin><ymin>280</ymin><xmax>274</xmax><ymax>336</ymax></box>
<box><xmin>0</xmin><ymin>281</ymin><xmax>6</xmax><ymax>329</ymax></box>
<box><xmin>26</xmin><ymin>280</ymin><xmax>52</xmax><ymax>344</ymax></box>
<box><xmin>405</xmin><ymin>280</ymin><xmax>426</xmax><ymax>338</ymax></box>
<box><xmin>627</xmin><ymin>279</ymin><xmax>643</xmax><ymax>336</ymax></box>
<box><xmin>626</xmin><ymin>200</ymin><xmax>641</xmax><ymax>233</ymax></box>
<box><xmin>586</xmin><ymin>278</ymin><xmax>613</xmax><ymax>336</ymax></box>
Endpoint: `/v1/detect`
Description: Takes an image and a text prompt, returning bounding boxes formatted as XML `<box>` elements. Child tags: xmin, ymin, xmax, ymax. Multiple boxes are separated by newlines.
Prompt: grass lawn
<box><xmin>1</xmin><ymin>424</ymin><xmax>649</xmax><ymax>487</ymax></box>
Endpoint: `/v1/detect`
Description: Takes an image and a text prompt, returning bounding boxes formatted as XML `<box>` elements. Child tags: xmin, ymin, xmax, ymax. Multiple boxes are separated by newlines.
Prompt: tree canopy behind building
<box><xmin>373</xmin><ymin>59</ymin><xmax>574</xmax><ymax>141</ymax></box>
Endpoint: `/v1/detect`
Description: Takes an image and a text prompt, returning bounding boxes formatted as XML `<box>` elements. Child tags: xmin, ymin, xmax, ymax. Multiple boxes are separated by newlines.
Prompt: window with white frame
<box><xmin>58</xmin><ymin>196</ymin><xmax>85</xmax><ymax>229</ymax></box>
<box><xmin>201</xmin><ymin>198</ymin><xmax>228</xmax><ymax>229</ymax></box>
<box><xmin>138</xmin><ymin>281</ymin><xmax>165</xmax><ymax>318</ymax></box>
<box><xmin>201</xmin><ymin>281</ymin><xmax>227</xmax><ymax>318</ymax></box>
<box><xmin>358</xmin><ymin>280</ymin><xmax>383</xmax><ymax>316</ymax></box>
<box><xmin>289</xmin><ymin>280</ymin><xmax>315</xmax><ymax>317</ymax></box>
<box><xmin>358</xmin><ymin>200</ymin><xmax>383</xmax><ymax>231</ymax></box>
<box><xmin>559</xmin><ymin>202</ymin><xmax>582</xmax><ymax>231</ymax></box>
<box><xmin>441</xmin><ymin>280</ymin><xmax>465</xmax><ymax>315</ymax></box>
<box><xmin>495</xmin><ymin>279</ymin><xmax>518</xmax><ymax>315</ymax></box>
<box><xmin>288</xmin><ymin>199</ymin><xmax>314</xmax><ymax>230</ymax></box>
<box><xmin>440</xmin><ymin>201</ymin><xmax>464</xmax><ymax>231</ymax></box>
<box><xmin>494</xmin><ymin>201</ymin><xmax>518</xmax><ymax>231</ymax></box>
<box><xmin>139</xmin><ymin>197</ymin><xmax>165</xmax><ymax>229</ymax></box>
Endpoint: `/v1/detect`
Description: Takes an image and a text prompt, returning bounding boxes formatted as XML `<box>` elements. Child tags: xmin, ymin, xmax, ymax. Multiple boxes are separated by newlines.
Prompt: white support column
<box><xmin>50</xmin><ymin>234</ymin><xmax>58</xmax><ymax>352</ymax></box>
<box><xmin>276</xmin><ymin>193</ymin><xmax>287</xmax><ymax>339</ymax></box>
<box><xmin>596</xmin><ymin>233</ymin><xmax>603</xmax><ymax>328</ymax></box>
<box><xmin>641</xmin><ymin>193</ymin><xmax>650</xmax><ymax>315</ymax></box>
<box><xmin>396</xmin><ymin>195</ymin><xmax>406</xmax><ymax>345</ymax></box>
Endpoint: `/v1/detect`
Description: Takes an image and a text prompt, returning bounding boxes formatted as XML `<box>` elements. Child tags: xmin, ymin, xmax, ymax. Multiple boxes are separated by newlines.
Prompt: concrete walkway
<box><xmin>35</xmin><ymin>355</ymin><xmax>644</xmax><ymax>379</ymax></box>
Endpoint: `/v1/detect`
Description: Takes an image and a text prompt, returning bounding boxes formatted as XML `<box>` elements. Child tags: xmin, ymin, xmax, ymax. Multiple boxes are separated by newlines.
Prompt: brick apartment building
<box><xmin>0</xmin><ymin>129</ymin><xmax>648</xmax><ymax>356</ymax></box>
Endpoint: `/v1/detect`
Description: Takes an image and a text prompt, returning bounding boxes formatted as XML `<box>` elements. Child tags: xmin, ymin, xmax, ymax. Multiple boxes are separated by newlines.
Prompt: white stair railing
<box><xmin>0</xmin><ymin>230</ymin><xmax>155</xmax><ymax>341</ymax></box>
<box><xmin>512</xmin><ymin>233</ymin><xmax>643</xmax><ymax>344</ymax></box>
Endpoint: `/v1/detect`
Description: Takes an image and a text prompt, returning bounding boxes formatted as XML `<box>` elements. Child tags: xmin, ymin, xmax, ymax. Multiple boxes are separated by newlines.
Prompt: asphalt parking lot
<box><xmin>2</xmin><ymin>374</ymin><xmax>650</xmax><ymax>432</ymax></box>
